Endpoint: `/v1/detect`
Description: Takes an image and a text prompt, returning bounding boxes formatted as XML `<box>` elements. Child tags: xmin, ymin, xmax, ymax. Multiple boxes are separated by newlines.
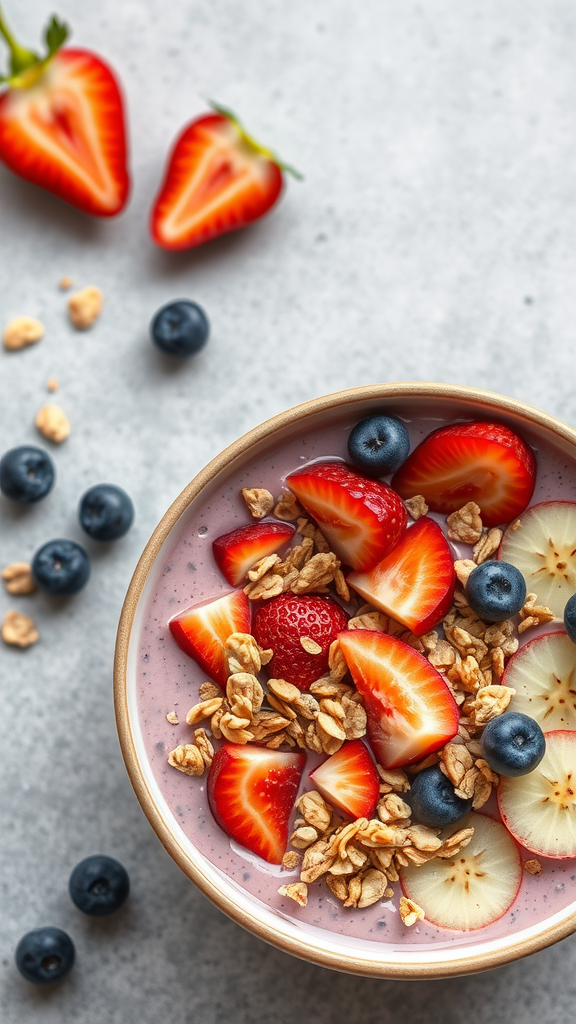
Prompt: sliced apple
<box><xmin>503</xmin><ymin>631</ymin><xmax>576</xmax><ymax>731</ymax></box>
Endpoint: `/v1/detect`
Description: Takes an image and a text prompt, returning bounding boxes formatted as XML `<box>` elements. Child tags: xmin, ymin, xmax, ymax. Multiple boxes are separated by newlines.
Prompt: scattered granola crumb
<box><xmin>2</xmin><ymin>563</ymin><xmax>36</xmax><ymax>595</ymax></box>
<box><xmin>399</xmin><ymin>895</ymin><xmax>425</xmax><ymax>927</ymax></box>
<box><xmin>3</xmin><ymin>316</ymin><xmax>44</xmax><ymax>351</ymax></box>
<box><xmin>453</xmin><ymin>559</ymin><xmax>476</xmax><ymax>587</ymax></box>
<box><xmin>166</xmin><ymin>712</ymin><xmax>179</xmax><ymax>725</ymax></box>
<box><xmin>473</xmin><ymin>528</ymin><xmax>503</xmax><ymax>565</ymax></box>
<box><xmin>241</xmin><ymin>487</ymin><xmax>274</xmax><ymax>519</ymax></box>
<box><xmin>167</xmin><ymin>744</ymin><xmax>205</xmax><ymax>776</ymax></box>
<box><xmin>404</xmin><ymin>495</ymin><xmax>428</xmax><ymax>520</ymax></box>
<box><xmin>511</xmin><ymin>519</ymin><xmax>522</xmax><ymax>531</ymax></box>
<box><xmin>300</xmin><ymin>636</ymin><xmax>322</xmax><ymax>655</ymax></box>
<box><xmin>274</xmin><ymin>492</ymin><xmax>303</xmax><ymax>521</ymax></box>
<box><xmin>518</xmin><ymin>593</ymin><xmax>555</xmax><ymax>634</ymax></box>
<box><xmin>35</xmin><ymin>404</ymin><xmax>70</xmax><ymax>443</ymax></box>
<box><xmin>524</xmin><ymin>859</ymin><xmax>543</xmax><ymax>876</ymax></box>
<box><xmin>2</xmin><ymin>610</ymin><xmax>39</xmax><ymax>647</ymax></box>
<box><xmin>68</xmin><ymin>286</ymin><xmax>103</xmax><ymax>329</ymax></box>
<box><xmin>59</xmin><ymin>277</ymin><xmax>73</xmax><ymax>290</ymax></box>
<box><xmin>282</xmin><ymin>850</ymin><xmax>301</xmax><ymax>871</ymax></box>
<box><xmin>278</xmin><ymin>882</ymin><xmax>308</xmax><ymax>906</ymax></box>
<box><xmin>46</xmin><ymin>377</ymin><xmax>59</xmax><ymax>392</ymax></box>
<box><xmin>447</xmin><ymin>502</ymin><xmax>483</xmax><ymax>544</ymax></box>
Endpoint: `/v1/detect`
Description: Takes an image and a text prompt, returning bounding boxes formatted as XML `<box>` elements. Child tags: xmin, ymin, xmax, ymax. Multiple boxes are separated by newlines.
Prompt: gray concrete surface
<box><xmin>1</xmin><ymin>0</ymin><xmax>576</xmax><ymax>1020</ymax></box>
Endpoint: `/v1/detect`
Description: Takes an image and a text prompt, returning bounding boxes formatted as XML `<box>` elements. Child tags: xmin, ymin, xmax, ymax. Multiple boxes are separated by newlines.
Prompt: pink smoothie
<box><xmin>135</xmin><ymin>411</ymin><xmax>576</xmax><ymax>951</ymax></box>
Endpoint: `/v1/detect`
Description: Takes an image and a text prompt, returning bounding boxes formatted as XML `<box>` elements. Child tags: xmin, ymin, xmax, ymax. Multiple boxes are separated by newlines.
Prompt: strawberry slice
<box><xmin>252</xmin><ymin>593</ymin><xmax>349</xmax><ymax>690</ymax></box>
<box><xmin>391</xmin><ymin>422</ymin><xmax>536</xmax><ymax>527</ymax></box>
<box><xmin>212</xmin><ymin>521</ymin><xmax>294</xmax><ymax>587</ymax></box>
<box><xmin>168</xmin><ymin>589</ymin><xmax>250</xmax><ymax>686</ymax></box>
<box><xmin>0</xmin><ymin>12</ymin><xmax>129</xmax><ymax>216</ymax></box>
<box><xmin>309</xmin><ymin>740</ymin><xmax>380</xmax><ymax>819</ymax></box>
<box><xmin>151</xmin><ymin>104</ymin><xmax>300</xmax><ymax>250</ymax></box>
<box><xmin>286</xmin><ymin>461</ymin><xmax>407</xmax><ymax>572</ymax></box>
<box><xmin>208</xmin><ymin>743</ymin><xmax>305</xmax><ymax>864</ymax></box>
<box><xmin>348</xmin><ymin>517</ymin><xmax>456</xmax><ymax>635</ymax></box>
<box><xmin>338</xmin><ymin>630</ymin><xmax>459</xmax><ymax>768</ymax></box>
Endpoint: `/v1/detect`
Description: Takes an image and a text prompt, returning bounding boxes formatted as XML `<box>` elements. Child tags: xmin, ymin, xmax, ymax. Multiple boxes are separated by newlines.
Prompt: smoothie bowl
<box><xmin>114</xmin><ymin>383</ymin><xmax>576</xmax><ymax>978</ymax></box>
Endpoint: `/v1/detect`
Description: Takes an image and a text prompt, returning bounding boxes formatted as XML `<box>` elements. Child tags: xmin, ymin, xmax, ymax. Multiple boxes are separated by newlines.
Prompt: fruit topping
<box><xmin>347</xmin><ymin>414</ymin><xmax>410</xmax><ymax>476</ymax></box>
<box><xmin>208</xmin><ymin>743</ymin><xmax>305</xmax><ymax>864</ymax></box>
<box><xmin>286</xmin><ymin>461</ymin><xmax>407</xmax><ymax>572</ymax></box>
<box><xmin>15</xmin><ymin>926</ymin><xmax>75</xmax><ymax>985</ymax></box>
<box><xmin>498</xmin><ymin>730</ymin><xmax>576</xmax><ymax>858</ymax></box>
<box><xmin>408</xmin><ymin>765</ymin><xmax>472</xmax><ymax>828</ymax></box>
<box><xmin>252</xmin><ymin>592</ymin><xmax>348</xmax><ymax>690</ymax></box>
<box><xmin>213</xmin><ymin>521</ymin><xmax>294</xmax><ymax>587</ymax></box>
<box><xmin>499</xmin><ymin>501</ymin><xmax>576</xmax><ymax>618</ymax></box>
<box><xmin>0</xmin><ymin>445</ymin><xmax>55</xmax><ymax>503</ymax></box>
<box><xmin>348</xmin><ymin>517</ymin><xmax>455</xmax><ymax>635</ymax></box>
<box><xmin>338</xmin><ymin>630</ymin><xmax>459</xmax><ymax>768</ymax></box>
<box><xmin>150</xmin><ymin>300</ymin><xmax>210</xmax><ymax>357</ymax></box>
<box><xmin>503</xmin><ymin>631</ymin><xmax>576</xmax><ymax>730</ymax></box>
<box><xmin>32</xmin><ymin>539</ymin><xmax>90</xmax><ymax>596</ymax></box>
<box><xmin>400</xmin><ymin>812</ymin><xmax>522</xmax><ymax>931</ymax></box>
<box><xmin>465</xmin><ymin>560</ymin><xmax>526</xmax><ymax>622</ymax></box>
<box><xmin>169</xmin><ymin>589</ymin><xmax>250</xmax><ymax>687</ymax></box>
<box><xmin>481</xmin><ymin>712</ymin><xmax>546</xmax><ymax>777</ymax></box>
<box><xmin>309</xmin><ymin>739</ymin><xmax>380</xmax><ymax>819</ymax></box>
<box><xmin>69</xmin><ymin>855</ymin><xmax>130</xmax><ymax>916</ymax></box>
<box><xmin>391</xmin><ymin>421</ymin><xmax>536</xmax><ymax>527</ymax></box>
<box><xmin>564</xmin><ymin>593</ymin><xmax>576</xmax><ymax>644</ymax></box>
<box><xmin>79</xmin><ymin>484</ymin><xmax>134</xmax><ymax>541</ymax></box>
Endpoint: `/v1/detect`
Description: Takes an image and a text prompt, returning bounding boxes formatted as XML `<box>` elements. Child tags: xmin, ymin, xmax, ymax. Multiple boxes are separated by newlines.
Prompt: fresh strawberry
<box><xmin>309</xmin><ymin>740</ymin><xmax>380</xmax><ymax>819</ymax></box>
<box><xmin>391</xmin><ymin>422</ymin><xmax>536</xmax><ymax>527</ymax></box>
<box><xmin>213</xmin><ymin>521</ymin><xmax>294</xmax><ymax>587</ymax></box>
<box><xmin>208</xmin><ymin>743</ymin><xmax>305</xmax><ymax>864</ymax></box>
<box><xmin>348</xmin><ymin>517</ymin><xmax>456</xmax><ymax>635</ymax></box>
<box><xmin>338</xmin><ymin>630</ymin><xmax>459</xmax><ymax>768</ymax></box>
<box><xmin>150</xmin><ymin>103</ymin><xmax>300</xmax><ymax>250</ymax></box>
<box><xmin>286</xmin><ymin>461</ymin><xmax>407</xmax><ymax>572</ymax></box>
<box><xmin>168</xmin><ymin>589</ymin><xmax>250</xmax><ymax>686</ymax></box>
<box><xmin>252</xmin><ymin>593</ymin><xmax>349</xmax><ymax>691</ymax></box>
<box><xmin>0</xmin><ymin>11</ymin><xmax>129</xmax><ymax>216</ymax></box>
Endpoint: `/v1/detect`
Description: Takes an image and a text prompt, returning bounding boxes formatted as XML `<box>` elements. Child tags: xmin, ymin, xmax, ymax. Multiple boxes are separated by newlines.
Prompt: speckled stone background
<box><xmin>1</xmin><ymin>0</ymin><xmax>576</xmax><ymax>1020</ymax></box>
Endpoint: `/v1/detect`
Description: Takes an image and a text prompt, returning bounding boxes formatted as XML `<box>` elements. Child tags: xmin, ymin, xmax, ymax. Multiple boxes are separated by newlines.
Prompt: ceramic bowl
<box><xmin>114</xmin><ymin>382</ymin><xmax>576</xmax><ymax>978</ymax></box>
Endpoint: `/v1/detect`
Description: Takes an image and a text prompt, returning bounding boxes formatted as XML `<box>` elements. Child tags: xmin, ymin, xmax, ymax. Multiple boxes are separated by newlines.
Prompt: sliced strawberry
<box><xmin>392</xmin><ymin>422</ymin><xmax>536</xmax><ymax>527</ymax></box>
<box><xmin>151</xmin><ymin>104</ymin><xmax>299</xmax><ymax>250</ymax></box>
<box><xmin>0</xmin><ymin>14</ymin><xmax>129</xmax><ymax>216</ymax></box>
<box><xmin>168</xmin><ymin>589</ymin><xmax>250</xmax><ymax>686</ymax></box>
<box><xmin>208</xmin><ymin>743</ymin><xmax>305</xmax><ymax>864</ymax></box>
<box><xmin>348</xmin><ymin>517</ymin><xmax>456</xmax><ymax>635</ymax></box>
<box><xmin>253</xmin><ymin>593</ymin><xmax>349</xmax><ymax>690</ymax></box>
<box><xmin>338</xmin><ymin>630</ymin><xmax>459</xmax><ymax>768</ymax></box>
<box><xmin>212</xmin><ymin>521</ymin><xmax>294</xmax><ymax>587</ymax></box>
<box><xmin>309</xmin><ymin>740</ymin><xmax>380</xmax><ymax>819</ymax></box>
<box><xmin>286</xmin><ymin>461</ymin><xmax>407</xmax><ymax>572</ymax></box>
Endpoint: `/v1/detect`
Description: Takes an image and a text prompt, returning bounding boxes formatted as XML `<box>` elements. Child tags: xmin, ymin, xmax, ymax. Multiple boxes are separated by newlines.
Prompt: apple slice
<box><xmin>309</xmin><ymin>740</ymin><xmax>380</xmax><ymax>819</ymax></box>
<box><xmin>498</xmin><ymin>730</ymin><xmax>576</xmax><ymax>858</ymax></box>
<box><xmin>338</xmin><ymin>630</ymin><xmax>459</xmax><ymax>768</ymax></box>
<box><xmin>503</xmin><ymin>631</ymin><xmax>576</xmax><ymax>731</ymax></box>
<box><xmin>348</xmin><ymin>517</ymin><xmax>456</xmax><ymax>636</ymax></box>
<box><xmin>400</xmin><ymin>812</ymin><xmax>522</xmax><ymax>931</ymax></box>
<box><xmin>168</xmin><ymin>589</ymin><xmax>250</xmax><ymax>686</ymax></box>
<box><xmin>212</xmin><ymin>521</ymin><xmax>294</xmax><ymax>586</ymax></box>
<box><xmin>499</xmin><ymin>501</ymin><xmax>576</xmax><ymax>618</ymax></box>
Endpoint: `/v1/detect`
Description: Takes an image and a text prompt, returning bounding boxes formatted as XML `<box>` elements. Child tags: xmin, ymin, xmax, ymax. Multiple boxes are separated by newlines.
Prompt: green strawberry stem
<box><xmin>0</xmin><ymin>7</ymin><xmax>68</xmax><ymax>86</ymax></box>
<box><xmin>209</xmin><ymin>101</ymin><xmax>303</xmax><ymax>180</ymax></box>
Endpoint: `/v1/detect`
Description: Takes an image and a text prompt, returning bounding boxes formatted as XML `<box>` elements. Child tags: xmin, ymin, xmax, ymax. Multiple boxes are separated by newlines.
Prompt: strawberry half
<box><xmin>286</xmin><ymin>461</ymin><xmax>407</xmax><ymax>572</ymax></box>
<box><xmin>0</xmin><ymin>12</ymin><xmax>129</xmax><ymax>216</ymax></box>
<box><xmin>309</xmin><ymin>740</ymin><xmax>380</xmax><ymax>819</ymax></box>
<box><xmin>348</xmin><ymin>517</ymin><xmax>456</xmax><ymax>635</ymax></box>
<box><xmin>212</xmin><ymin>521</ymin><xmax>294</xmax><ymax>587</ymax></box>
<box><xmin>253</xmin><ymin>592</ymin><xmax>349</xmax><ymax>690</ymax></box>
<box><xmin>168</xmin><ymin>589</ymin><xmax>250</xmax><ymax>687</ymax></box>
<box><xmin>392</xmin><ymin>422</ymin><xmax>536</xmax><ymax>527</ymax></box>
<box><xmin>338</xmin><ymin>630</ymin><xmax>459</xmax><ymax>768</ymax></box>
<box><xmin>208</xmin><ymin>743</ymin><xmax>305</xmax><ymax>864</ymax></box>
<box><xmin>151</xmin><ymin>104</ymin><xmax>300</xmax><ymax>250</ymax></box>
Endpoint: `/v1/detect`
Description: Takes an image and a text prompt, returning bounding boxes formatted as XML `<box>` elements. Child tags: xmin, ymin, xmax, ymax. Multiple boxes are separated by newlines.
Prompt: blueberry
<box><xmin>481</xmin><ymin>712</ymin><xmax>546</xmax><ymax>777</ymax></box>
<box><xmin>69</xmin><ymin>855</ymin><xmax>130</xmax><ymax>916</ymax></box>
<box><xmin>79</xmin><ymin>484</ymin><xmax>134</xmax><ymax>541</ymax></box>
<box><xmin>465</xmin><ymin>560</ymin><xmax>526</xmax><ymax>622</ymax></box>
<box><xmin>151</xmin><ymin>300</ymin><xmax>209</xmax><ymax>357</ymax></box>
<box><xmin>32</xmin><ymin>539</ymin><xmax>90</xmax><ymax>596</ymax></box>
<box><xmin>0</xmin><ymin>445</ymin><xmax>55</xmax><ymax>503</ymax></box>
<box><xmin>564</xmin><ymin>593</ymin><xmax>576</xmax><ymax>644</ymax></box>
<box><xmin>347</xmin><ymin>415</ymin><xmax>410</xmax><ymax>476</ymax></box>
<box><xmin>15</xmin><ymin>927</ymin><xmax>75</xmax><ymax>985</ymax></box>
<box><xmin>408</xmin><ymin>765</ymin><xmax>472</xmax><ymax>828</ymax></box>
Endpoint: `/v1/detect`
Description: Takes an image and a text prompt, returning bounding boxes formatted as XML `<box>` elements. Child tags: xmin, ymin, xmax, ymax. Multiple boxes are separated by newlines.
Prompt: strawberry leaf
<box><xmin>44</xmin><ymin>15</ymin><xmax>68</xmax><ymax>58</ymax></box>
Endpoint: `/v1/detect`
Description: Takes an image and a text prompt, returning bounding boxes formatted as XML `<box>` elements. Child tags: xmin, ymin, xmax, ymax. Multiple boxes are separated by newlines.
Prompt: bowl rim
<box><xmin>114</xmin><ymin>381</ymin><xmax>576</xmax><ymax>979</ymax></box>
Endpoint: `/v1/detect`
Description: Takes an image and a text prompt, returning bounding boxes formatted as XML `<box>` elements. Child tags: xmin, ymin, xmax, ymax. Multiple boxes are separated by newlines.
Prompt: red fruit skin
<box><xmin>286</xmin><ymin>461</ymin><xmax>407</xmax><ymax>572</ymax></box>
<box><xmin>208</xmin><ymin>743</ymin><xmax>305</xmax><ymax>864</ymax></box>
<box><xmin>151</xmin><ymin>113</ymin><xmax>283</xmax><ymax>250</ymax></box>
<box><xmin>392</xmin><ymin>422</ymin><xmax>536</xmax><ymax>528</ymax></box>
<box><xmin>169</xmin><ymin>589</ymin><xmax>250</xmax><ymax>686</ymax></box>
<box><xmin>310</xmin><ymin>739</ymin><xmax>380</xmax><ymax>819</ymax></box>
<box><xmin>0</xmin><ymin>50</ymin><xmax>130</xmax><ymax>216</ymax></box>
<box><xmin>212</xmin><ymin>521</ymin><xmax>294</xmax><ymax>586</ymax></box>
<box><xmin>252</xmin><ymin>593</ymin><xmax>349</xmax><ymax>691</ymax></box>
